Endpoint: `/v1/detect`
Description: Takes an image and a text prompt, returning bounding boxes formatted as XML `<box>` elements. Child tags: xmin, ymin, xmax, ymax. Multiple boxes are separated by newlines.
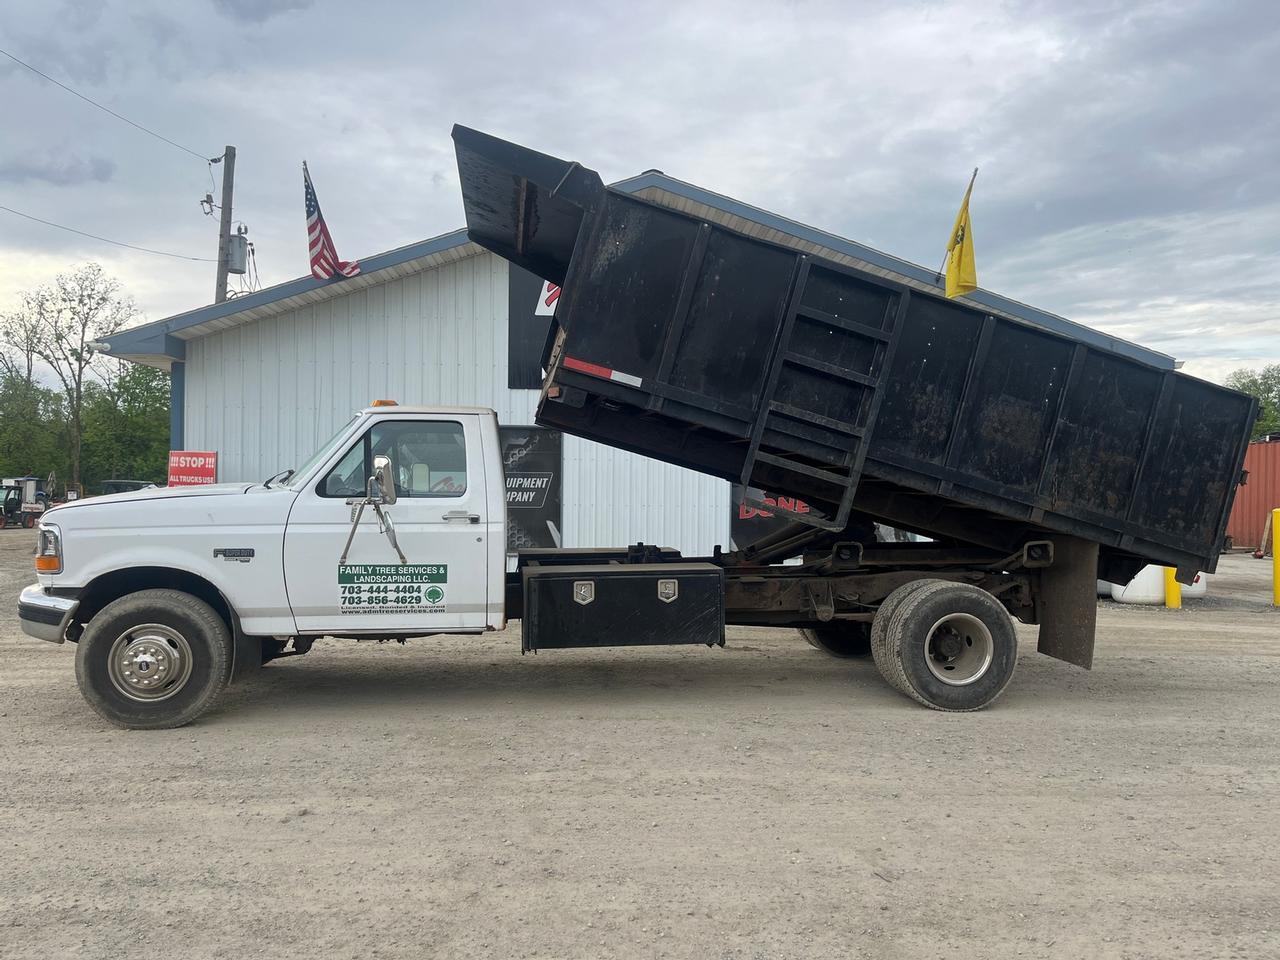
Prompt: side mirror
<box><xmin>369</xmin><ymin>454</ymin><xmax>397</xmax><ymax>505</ymax></box>
<box><xmin>339</xmin><ymin>454</ymin><xmax>407</xmax><ymax>566</ymax></box>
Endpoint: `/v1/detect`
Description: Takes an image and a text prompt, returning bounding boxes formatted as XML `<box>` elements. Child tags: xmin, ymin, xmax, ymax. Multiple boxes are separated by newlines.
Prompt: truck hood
<box><xmin>48</xmin><ymin>482</ymin><xmax>259</xmax><ymax>513</ymax></box>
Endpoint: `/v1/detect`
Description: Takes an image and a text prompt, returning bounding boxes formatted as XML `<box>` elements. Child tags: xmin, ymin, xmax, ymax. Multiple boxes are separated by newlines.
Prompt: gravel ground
<box><xmin>1</xmin><ymin>528</ymin><xmax>1277</xmax><ymax>959</ymax></box>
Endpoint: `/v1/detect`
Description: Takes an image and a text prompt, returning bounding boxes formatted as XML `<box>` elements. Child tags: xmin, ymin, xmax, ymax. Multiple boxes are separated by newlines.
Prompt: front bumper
<box><xmin>18</xmin><ymin>583</ymin><xmax>79</xmax><ymax>644</ymax></box>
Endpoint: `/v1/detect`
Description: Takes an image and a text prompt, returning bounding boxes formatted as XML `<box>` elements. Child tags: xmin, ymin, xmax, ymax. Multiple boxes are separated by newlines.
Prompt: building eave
<box><xmin>99</xmin><ymin>228</ymin><xmax>480</xmax><ymax>363</ymax></box>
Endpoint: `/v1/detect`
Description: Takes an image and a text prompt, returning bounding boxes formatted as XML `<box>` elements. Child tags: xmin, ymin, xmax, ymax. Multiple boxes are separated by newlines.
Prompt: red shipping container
<box><xmin>1226</xmin><ymin>439</ymin><xmax>1280</xmax><ymax>552</ymax></box>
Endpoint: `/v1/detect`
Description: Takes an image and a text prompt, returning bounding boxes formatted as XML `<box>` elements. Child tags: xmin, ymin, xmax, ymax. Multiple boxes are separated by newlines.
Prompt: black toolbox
<box><xmin>521</xmin><ymin>563</ymin><xmax>724</xmax><ymax>653</ymax></box>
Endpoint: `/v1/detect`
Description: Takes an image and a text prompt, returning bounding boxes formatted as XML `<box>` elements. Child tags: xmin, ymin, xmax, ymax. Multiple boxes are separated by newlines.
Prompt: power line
<box><xmin>0</xmin><ymin>47</ymin><xmax>218</xmax><ymax>164</ymax></box>
<box><xmin>0</xmin><ymin>204</ymin><xmax>216</xmax><ymax>261</ymax></box>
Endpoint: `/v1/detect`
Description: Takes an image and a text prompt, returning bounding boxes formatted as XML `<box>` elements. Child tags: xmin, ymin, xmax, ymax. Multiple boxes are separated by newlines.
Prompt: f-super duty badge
<box><xmin>213</xmin><ymin>548</ymin><xmax>255</xmax><ymax>563</ymax></box>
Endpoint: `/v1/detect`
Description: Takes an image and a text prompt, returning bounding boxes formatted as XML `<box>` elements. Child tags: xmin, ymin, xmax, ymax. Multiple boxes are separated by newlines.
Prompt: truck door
<box><xmin>283</xmin><ymin>415</ymin><xmax>491</xmax><ymax>634</ymax></box>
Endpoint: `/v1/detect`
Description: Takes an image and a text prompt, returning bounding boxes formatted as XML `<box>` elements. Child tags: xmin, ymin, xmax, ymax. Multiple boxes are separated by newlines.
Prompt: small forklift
<box><xmin>1</xmin><ymin>476</ymin><xmax>47</xmax><ymax>529</ymax></box>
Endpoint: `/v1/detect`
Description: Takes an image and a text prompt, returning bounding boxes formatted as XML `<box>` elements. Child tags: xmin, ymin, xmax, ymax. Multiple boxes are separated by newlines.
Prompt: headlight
<box><xmin>35</xmin><ymin>524</ymin><xmax>62</xmax><ymax>574</ymax></box>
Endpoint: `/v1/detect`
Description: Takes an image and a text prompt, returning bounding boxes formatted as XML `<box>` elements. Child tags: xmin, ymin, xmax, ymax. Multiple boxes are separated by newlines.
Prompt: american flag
<box><xmin>303</xmin><ymin>162</ymin><xmax>360</xmax><ymax>279</ymax></box>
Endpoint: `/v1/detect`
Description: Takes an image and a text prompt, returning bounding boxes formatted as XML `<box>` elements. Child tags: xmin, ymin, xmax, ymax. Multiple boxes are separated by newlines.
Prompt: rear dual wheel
<box><xmin>801</xmin><ymin>621</ymin><xmax>872</xmax><ymax>658</ymax></box>
<box><xmin>871</xmin><ymin>580</ymin><xmax>1017</xmax><ymax>711</ymax></box>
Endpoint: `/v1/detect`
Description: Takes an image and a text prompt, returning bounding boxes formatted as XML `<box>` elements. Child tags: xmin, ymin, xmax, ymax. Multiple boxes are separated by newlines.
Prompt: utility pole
<box><xmin>214</xmin><ymin>145</ymin><xmax>236</xmax><ymax>303</ymax></box>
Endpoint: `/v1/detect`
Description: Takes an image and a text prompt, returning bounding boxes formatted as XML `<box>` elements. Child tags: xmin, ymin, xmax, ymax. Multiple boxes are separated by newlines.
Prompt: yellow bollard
<box><xmin>1163</xmin><ymin>566</ymin><xmax>1181</xmax><ymax>610</ymax></box>
<box><xmin>1273</xmin><ymin>508</ymin><xmax>1279</xmax><ymax>607</ymax></box>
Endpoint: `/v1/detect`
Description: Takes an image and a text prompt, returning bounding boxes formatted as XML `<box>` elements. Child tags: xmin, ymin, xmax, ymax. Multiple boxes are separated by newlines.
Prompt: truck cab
<box><xmin>19</xmin><ymin>404</ymin><xmax>508</xmax><ymax>727</ymax></box>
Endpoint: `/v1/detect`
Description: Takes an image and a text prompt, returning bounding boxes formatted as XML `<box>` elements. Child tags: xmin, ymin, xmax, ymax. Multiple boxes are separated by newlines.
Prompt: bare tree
<box><xmin>21</xmin><ymin>264</ymin><xmax>137</xmax><ymax>489</ymax></box>
<box><xmin>0</xmin><ymin>346</ymin><xmax>21</xmax><ymax>382</ymax></box>
<box><xmin>0</xmin><ymin>291</ymin><xmax>46</xmax><ymax>383</ymax></box>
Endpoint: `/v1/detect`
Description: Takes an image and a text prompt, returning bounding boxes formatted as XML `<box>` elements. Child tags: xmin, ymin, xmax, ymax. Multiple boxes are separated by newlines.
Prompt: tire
<box><xmin>870</xmin><ymin>580</ymin><xmax>936</xmax><ymax>694</ymax></box>
<box><xmin>0</xmin><ymin>515</ymin><xmax>7</xmax><ymax>529</ymax></box>
<box><xmin>873</xmin><ymin>580</ymin><xmax>1017</xmax><ymax>711</ymax></box>
<box><xmin>75</xmin><ymin>589</ymin><xmax>232</xmax><ymax>729</ymax></box>
<box><xmin>800</xmin><ymin>621</ymin><xmax>872</xmax><ymax>658</ymax></box>
<box><xmin>23</xmin><ymin>515</ymin><xmax>35</xmax><ymax>529</ymax></box>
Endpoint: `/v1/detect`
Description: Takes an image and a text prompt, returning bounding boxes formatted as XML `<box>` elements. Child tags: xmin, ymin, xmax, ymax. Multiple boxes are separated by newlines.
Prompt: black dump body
<box><xmin>454</xmin><ymin>126</ymin><xmax>1256</xmax><ymax>580</ymax></box>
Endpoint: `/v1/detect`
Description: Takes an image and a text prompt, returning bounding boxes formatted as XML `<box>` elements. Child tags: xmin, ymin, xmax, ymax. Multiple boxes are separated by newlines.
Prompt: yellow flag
<box><xmin>944</xmin><ymin>169</ymin><xmax>978</xmax><ymax>298</ymax></box>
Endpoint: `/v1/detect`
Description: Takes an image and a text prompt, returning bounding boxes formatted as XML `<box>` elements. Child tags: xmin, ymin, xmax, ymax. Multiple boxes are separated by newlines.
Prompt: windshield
<box><xmin>284</xmin><ymin>416</ymin><xmax>358</xmax><ymax>489</ymax></box>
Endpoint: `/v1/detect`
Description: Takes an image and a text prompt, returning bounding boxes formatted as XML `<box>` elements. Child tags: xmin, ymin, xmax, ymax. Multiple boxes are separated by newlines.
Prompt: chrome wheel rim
<box><xmin>924</xmin><ymin>613</ymin><xmax>993</xmax><ymax>686</ymax></box>
<box><xmin>107</xmin><ymin>624</ymin><xmax>194</xmax><ymax>702</ymax></box>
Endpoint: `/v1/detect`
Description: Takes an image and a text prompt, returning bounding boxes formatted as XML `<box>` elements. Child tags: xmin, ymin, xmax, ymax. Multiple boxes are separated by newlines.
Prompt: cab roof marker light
<box><xmin>370</xmin><ymin>399</ymin><xmax>399</xmax><ymax>407</ymax></box>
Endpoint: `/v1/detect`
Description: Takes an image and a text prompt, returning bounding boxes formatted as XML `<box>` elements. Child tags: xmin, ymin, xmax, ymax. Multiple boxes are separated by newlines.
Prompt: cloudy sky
<box><xmin>2</xmin><ymin>0</ymin><xmax>1276</xmax><ymax>383</ymax></box>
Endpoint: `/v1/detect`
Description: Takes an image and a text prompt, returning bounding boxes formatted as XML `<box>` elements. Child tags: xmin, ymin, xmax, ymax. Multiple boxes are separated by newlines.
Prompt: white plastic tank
<box><xmin>1110</xmin><ymin>565</ymin><xmax>1210</xmax><ymax>604</ymax></box>
<box><xmin>1184</xmin><ymin>570</ymin><xmax>1210</xmax><ymax>598</ymax></box>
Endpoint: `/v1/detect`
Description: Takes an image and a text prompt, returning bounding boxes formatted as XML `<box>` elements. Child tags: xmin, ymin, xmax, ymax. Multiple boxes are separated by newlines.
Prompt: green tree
<box><xmin>82</xmin><ymin>361</ymin><xmax>171</xmax><ymax>490</ymax></box>
<box><xmin>6</xmin><ymin>264</ymin><xmax>137</xmax><ymax>490</ymax></box>
<box><xmin>0</xmin><ymin>373</ymin><xmax>69</xmax><ymax>481</ymax></box>
<box><xmin>1225</xmin><ymin>364</ymin><xmax>1280</xmax><ymax>440</ymax></box>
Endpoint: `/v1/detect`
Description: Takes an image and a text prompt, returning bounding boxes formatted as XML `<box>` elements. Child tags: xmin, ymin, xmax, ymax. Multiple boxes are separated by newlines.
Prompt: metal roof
<box><xmin>99</xmin><ymin>173</ymin><xmax>1174</xmax><ymax>371</ymax></box>
<box><xmin>97</xmin><ymin>228</ymin><xmax>480</xmax><ymax>369</ymax></box>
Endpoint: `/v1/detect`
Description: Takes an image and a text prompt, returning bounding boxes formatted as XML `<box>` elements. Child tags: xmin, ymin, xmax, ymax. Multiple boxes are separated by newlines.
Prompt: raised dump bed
<box><xmin>453</xmin><ymin>126</ymin><xmax>1256</xmax><ymax>580</ymax></box>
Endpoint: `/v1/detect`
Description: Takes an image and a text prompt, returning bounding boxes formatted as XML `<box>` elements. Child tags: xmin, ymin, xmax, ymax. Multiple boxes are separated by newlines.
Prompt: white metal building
<box><xmin>100</xmin><ymin>171</ymin><xmax>1172</xmax><ymax>556</ymax></box>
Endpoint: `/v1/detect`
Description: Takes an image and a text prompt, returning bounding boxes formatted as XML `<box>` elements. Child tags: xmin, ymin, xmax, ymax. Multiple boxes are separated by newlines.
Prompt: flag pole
<box><xmin>936</xmin><ymin>167</ymin><xmax>979</xmax><ymax>283</ymax></box>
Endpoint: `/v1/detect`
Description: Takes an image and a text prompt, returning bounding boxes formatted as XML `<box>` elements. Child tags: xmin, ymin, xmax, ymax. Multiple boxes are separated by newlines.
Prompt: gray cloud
<box><xmin>0</xmin><ymin>0</ymin><xmax>1276</xmax><ymax>380</ymax></box>
<box><xmin>212</xmin><ymin>0</ymin><xmax>314</xmax><ymax>23</ymax></box>
<box><xmin>0</xmin><ymin>153</ymin><xmax>115</xmax><ymax>186</ymax></box>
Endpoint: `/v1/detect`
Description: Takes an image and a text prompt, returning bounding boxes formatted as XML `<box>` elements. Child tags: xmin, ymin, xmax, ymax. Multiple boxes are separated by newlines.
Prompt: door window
<box><xmin>319</xmin><ymin>420</ymin><xmax>468</xmax><ymax>498</ymax></box>
<box><xmin>321</xmin><ymin>441</ymin><xmax>368</xmax><ymax>498</ymax></box>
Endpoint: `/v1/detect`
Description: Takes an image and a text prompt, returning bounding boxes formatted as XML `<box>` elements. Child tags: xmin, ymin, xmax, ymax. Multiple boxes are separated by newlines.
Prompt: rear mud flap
<box><xmin>1036</xmin><ymin>536</ymin><xmax>1099</xmax><ymax>670</ymax></box>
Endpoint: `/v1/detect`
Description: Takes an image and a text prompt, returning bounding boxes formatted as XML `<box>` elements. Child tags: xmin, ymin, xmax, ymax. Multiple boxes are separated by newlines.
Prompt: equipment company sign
<box><xmin>499</xmin><ymin>426</ymin><xmax>563</xmax><ymax>552</ymax></box>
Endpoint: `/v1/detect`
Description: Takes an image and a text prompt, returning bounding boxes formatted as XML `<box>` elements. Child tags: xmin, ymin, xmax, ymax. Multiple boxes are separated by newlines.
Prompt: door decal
<box><xmin>338</xmin><ymin>563</ymin><xmax>449</xmax><ymax>614</ymax></box>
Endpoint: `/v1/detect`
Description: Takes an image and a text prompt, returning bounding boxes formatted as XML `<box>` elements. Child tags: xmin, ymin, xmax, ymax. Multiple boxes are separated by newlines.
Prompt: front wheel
<box><xmin>871</xmin><ymin>580</ymin><xmax>1017</xmax><ymax>711</ymax></box>
<box><xmin>75</xmin><ymin>589</ymin><xmax>232</xmax><ymax>729</ymax></box>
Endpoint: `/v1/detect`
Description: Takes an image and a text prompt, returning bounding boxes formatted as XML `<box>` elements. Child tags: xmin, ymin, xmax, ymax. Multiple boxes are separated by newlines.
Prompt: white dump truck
<box><xmin>19</xmin><ymin>402</ymin><xmax>1049</xmax><ymax>728</ymax></box>
<box><xmin>16</xmin><ymin>127</ymin><xmax>1255</xmax><ymax>729</ymax></box>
